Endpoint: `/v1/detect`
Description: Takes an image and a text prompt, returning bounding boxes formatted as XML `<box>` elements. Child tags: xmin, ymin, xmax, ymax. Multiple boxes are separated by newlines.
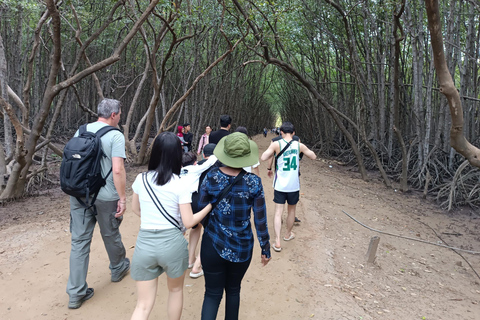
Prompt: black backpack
<box><xmin>60</xmin><ymin>124</ymin><xmax>120</xmax><ymax>214</ymax></box>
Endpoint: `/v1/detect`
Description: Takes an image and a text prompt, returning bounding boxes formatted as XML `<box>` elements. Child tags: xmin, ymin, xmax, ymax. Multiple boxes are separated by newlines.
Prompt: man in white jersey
<box><xmin>260</xmin><ymin>122</ymin><xmax>316</xmax><ymax>252</ymax></box>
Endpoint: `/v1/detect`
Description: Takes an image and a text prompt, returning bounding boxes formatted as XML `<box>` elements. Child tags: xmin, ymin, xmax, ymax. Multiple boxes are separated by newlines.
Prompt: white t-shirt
<box><xmin>132</xmin><ymin>172</ymin><xmax>191</xmax><ymax>230</ymax></box>
<box><xmin>243</xmin><ymin>161</ymin><xmax>260</xmax><ymax>173</ymax></box>
<box><xmin>180</xmin><ymin>155</ymin><xmax>218</xmax><ymax>194</ymax></box>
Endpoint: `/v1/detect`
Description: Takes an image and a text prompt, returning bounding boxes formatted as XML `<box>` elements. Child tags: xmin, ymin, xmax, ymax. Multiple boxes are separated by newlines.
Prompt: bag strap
<box><xmin>276</xmin><ymin>140</ymin><xmax>293</xmax><ymax>160</ymax></box>
<box><xmin>79</xmin><ymin>124</ymin><xmax>88</xmax><ymax>135</ymax></box>
<box><xmin>274</xmin><ymin>140</ymin><xmax>293</xmax><ymax>171</ymax></box>
<box><xmin>142</xmin><ymin>172</ymin><xmax>182</xmax><ymax>230</ymax></box>
<box><xmin>95</xmin><ymin>125</ymin><xmax>122</xmax><ymax>180</ymax></box>
<box><xmin>211</xmin><ymin>170</ymin><xmax>246</xmax><ymax>211</ymax></box>
<box><xmin>94</xmin><ymin>125</ymin><xmax>121</xmax><ymax>138</ymax></box>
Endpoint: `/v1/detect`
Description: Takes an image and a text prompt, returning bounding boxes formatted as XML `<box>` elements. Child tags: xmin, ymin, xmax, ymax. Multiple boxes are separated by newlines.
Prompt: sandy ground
<box><xmin>1</xmin><ymin>133</ymin><xmax>480</xmax><ymax>320</ymax></box>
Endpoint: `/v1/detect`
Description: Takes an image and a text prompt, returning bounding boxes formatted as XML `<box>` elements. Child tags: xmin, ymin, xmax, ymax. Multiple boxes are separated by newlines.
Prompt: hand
<box><xmin>116</xmin><ymin>200</ymin><xmax>126</xmax><ymax>218</ymax></box>
<box><xmin>261</xmin><ymin>254</ymin><xmax>271</xmax><ymax>266</ymax></box>
<box><xmin>267</xmin><ymin>170</ymin><xmax>273</xmax><ymax>178</ymax></box>
<box><xmin>197</xmin><ymin>152</ymin><xmax>200</xmax><ymax>155</ymax></box>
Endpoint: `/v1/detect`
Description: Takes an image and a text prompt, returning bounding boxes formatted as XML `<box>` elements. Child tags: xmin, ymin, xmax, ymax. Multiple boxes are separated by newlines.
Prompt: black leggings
<box><xmin>200</xmin><ymin>232</ymin><xmax>252</xmax><ymax>320</ymax></box>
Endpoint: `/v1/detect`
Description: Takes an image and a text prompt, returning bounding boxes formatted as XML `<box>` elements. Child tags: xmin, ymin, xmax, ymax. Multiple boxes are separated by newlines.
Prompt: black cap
<box><xmin>203</xmin><ymin>143</ymin><xmax>216</xmax><ymax>157</ymax></box>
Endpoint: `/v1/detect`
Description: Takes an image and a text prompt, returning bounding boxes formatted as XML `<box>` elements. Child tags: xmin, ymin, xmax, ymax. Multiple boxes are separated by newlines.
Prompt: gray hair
<box><xmin>97</xmin><ymin>99</ymin><xmax>121</xmax><ymax>118</ymax></box>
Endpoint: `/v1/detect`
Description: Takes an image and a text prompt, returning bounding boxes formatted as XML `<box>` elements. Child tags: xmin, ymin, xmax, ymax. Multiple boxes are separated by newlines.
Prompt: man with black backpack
<box><xmin>64</xmin><ymin>99</ymin><xmax>130</xmax><ymax>309</ymax></box>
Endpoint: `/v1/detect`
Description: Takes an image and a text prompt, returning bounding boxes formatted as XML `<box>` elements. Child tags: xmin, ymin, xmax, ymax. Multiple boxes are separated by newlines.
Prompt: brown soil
<box><xmin>1</xmin><ymin>134</ymin><xmax>480</xmax><ymax>320</ymax></box>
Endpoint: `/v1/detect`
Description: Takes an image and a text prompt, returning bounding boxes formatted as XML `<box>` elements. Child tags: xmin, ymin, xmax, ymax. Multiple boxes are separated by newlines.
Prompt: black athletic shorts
<box><xmin>273</xmin><ymin>190</ymin><xmax>300</xmax><ymax>205</ymax></box>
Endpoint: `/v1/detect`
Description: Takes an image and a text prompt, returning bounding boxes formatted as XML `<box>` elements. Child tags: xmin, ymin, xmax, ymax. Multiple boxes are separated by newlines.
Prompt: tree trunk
<box><xmin>424</xmin><ymin>0</ymin><xmax>480</xmax><ymax>168</ymax></box>
<box><xmin>393</xmin><ymin>0</ymin><xmax>408</xmax><ymax>192</ymax></box>
<box><xmin>123</xmin><ymin>52</ymin><xmax>150</xmax><ymax>157</ymax></box>
<box><xmin>0</xmin><ymin>33</ymin><xmax>8</xmax><ymax>187</ymax></box>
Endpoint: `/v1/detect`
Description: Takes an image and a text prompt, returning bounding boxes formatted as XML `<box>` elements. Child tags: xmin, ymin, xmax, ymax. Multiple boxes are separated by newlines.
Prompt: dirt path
<box><xmin>1</xmin><ymin>134</ymin><xmax>480</xmax><ymax>320</ymax></box>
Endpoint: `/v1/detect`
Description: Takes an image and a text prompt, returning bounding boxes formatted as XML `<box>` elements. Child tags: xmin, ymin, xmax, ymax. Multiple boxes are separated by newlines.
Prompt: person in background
<box><xmin>130</xmin><ymin>132</ymin><xmax>212</xmax><ymax>320</ymax></box>
<box><xmin>209</xmin><ymin>115</ymin><xmax>231</xmax><ymax>144</ymax></box>
<box><xmin>177</xmin><ymin>125</ymin><xmax>187</xmax><ymax>152</ymax></box>
<box><xmin>183</xmin><ymin>123</ymin><xmax>193</xmax><ymax>152</ymax></box>
<box><xmin>184</xmin><ymin>144</ymin><xmax>217</xmax><ymax>279</ymax></box>
<box><xmin>234</xmin><ymin>126</ymin><xmax>260</xmax><ymax>176</ymax></box>
<box><xmin>260</xmin><ymin>122</ymin><xmax>316</xmax><ymax>253</ymax></box>
<box><xmin>198</xmin><ymin>132</ymin><xmax>271</xmax><ymax>320</ymax></box>
<box><xmin>197</xmin><ymin>125</ymin><xmax>212</xmax><ymax>157</ymax></box>
<box><xmin>66</xmin><ymin>98</ymin><xmax>130</xmax><ymax>309</ymax></box>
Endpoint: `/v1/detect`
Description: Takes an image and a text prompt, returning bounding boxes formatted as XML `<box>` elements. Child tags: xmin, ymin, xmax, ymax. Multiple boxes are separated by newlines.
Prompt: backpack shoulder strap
<box><xmin>95</xmin><ymin>125</ymin><xmax>121</xmax><ymax>138</ymax></box>
<box><xmin>79</xmin><ymin>124</ymin><xmax>88</xmax><ymax>135</ymax></box>
<box><xmin>94</xmin><ymin>125</ymin><xmax>122</xmax><ymax>181</ymax></box>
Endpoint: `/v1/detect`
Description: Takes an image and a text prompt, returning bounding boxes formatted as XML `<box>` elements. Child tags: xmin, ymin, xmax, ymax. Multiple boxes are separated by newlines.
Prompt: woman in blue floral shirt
<box><xmin>198</xmin><ymin>132</ymin><xmax>271</xmax><ymax>320</ymax></box>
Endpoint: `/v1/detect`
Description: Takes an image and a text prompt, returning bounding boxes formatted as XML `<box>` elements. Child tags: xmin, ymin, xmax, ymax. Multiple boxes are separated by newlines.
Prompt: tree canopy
<box><xmin>0</xmin><ymin>0</ymin><xmax>479</xmax><ymax>210</ymax></box>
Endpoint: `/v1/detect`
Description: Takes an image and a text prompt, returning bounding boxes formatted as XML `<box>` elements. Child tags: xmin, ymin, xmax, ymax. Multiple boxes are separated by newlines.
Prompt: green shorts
<box><xmin>131</xmin><ymin>228</ymin><xmax>188</xmax><ymax>281</ymax></box>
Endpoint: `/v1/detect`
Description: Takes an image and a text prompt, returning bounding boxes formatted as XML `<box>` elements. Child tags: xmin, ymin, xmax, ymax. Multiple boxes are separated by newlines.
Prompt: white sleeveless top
<box><xmin>273</xmin><ymin>139</ymin><xmax>300</xmax><ymax>192</ymax></box>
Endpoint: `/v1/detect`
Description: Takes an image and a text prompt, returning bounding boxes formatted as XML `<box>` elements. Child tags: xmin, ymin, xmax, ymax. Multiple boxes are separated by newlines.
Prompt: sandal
<box><xmin>189</xmin><ymin>270</ymin><xmax>204</xmax><ymax>278</ymax></box>
<box><xmin>283</xmin><ymin>233</ymin><xmax>295</xmax><ymax>241</ymax></box>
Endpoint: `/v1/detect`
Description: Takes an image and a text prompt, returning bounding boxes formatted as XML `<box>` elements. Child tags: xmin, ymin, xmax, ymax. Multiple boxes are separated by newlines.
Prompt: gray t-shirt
<box><xmin>75</xmin><ymin>122</ymin><xmax>126</xmax><ymax>201</ymax></box>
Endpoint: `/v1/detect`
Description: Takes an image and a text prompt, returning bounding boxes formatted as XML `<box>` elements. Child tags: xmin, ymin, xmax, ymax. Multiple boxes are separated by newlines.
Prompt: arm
<box><xmin>180</xmin><ymin>203</ymin><xmax>212</xmax><ymax>229</ymax></box>
<box><xmin>179</xmin><ymin>136</ymin><xmax>186</xmax><ymax>145</ymax></box>
<box><xmin>197</xmin><ymin>135</ymin><xmax>204</xmax><ymax>154</ymax></box>
<box><xmin>184</xmin><ymin>155</ymin><xmax>217</xmax><ymax>180</ymax></box>
<box><xmin>181</xmin><ymin>174</ymin><xmax>213</xmax><ymax>229</ymax></box>
<box><xmin>112</xmin><ymin>156</ymin><xmax>127</xmax><ymax>217</ymax></box>
<box><xmin>299</xmin><ymin>143</ymin><xmax>317</xmax><ymax>160</ymax></box>
<box><xmin>262</xmin><ymin>141</ymin><xmax>277</xmax><ymax>178</ymax></box>
<box><xmin>252</xmin><ymin>182</ymin><xmax>271</xmax><ymax>265</ymax></box>
<box><xmin>267</xmin><ymin>156</ymin><xmax>274</xmax><ymax>178</ymax></box>
<box><xmin>260</xmin><ymin>141</ymin><xmax>278</xmax><ymax>161</ymax></box>
<box><xmin>132</xmin><ymin>192</ymin><xmax>141</xmax><ymax>217</ymax></box>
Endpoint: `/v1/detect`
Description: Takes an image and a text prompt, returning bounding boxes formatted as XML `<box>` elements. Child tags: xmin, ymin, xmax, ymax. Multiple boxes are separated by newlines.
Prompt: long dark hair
<box><xmin>148</xmin><ymin>132</ymin><xmax>182</xmax><ymax>185</ymax></box>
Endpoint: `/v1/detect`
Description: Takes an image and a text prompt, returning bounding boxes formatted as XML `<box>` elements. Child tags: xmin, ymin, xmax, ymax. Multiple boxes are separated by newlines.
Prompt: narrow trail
<box><xmin>1</xmin><ymin>133</ymin><xmax>479</xmax><ymax>319</ymax></box>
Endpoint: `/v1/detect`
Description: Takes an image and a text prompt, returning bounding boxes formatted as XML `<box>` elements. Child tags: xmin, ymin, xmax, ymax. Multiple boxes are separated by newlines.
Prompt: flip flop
<box><xmin>283</xmin><ymin>233</ymin><xmax>295</xmax><ymax>241</ymax></box>
<box><xmin>188</xmin><ymin>263</ymin><xmax>194</xmax><ymax>269</ymax></box>
<box><xmin>272</xmin><ymin>244</ymin><xmax>282</xmax><ymax>252</ymax></box>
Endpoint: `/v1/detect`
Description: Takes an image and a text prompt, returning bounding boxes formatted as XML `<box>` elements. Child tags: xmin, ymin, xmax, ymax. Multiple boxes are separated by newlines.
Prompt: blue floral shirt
<box><xmin>198</xmin><ymin>167</ymin><xmax>271</xmax><ymax>262</ymax></box>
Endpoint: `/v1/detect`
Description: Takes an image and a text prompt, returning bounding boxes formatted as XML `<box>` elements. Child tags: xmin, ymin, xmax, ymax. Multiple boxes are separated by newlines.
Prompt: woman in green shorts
<box><xmin>130</xmin><ymin>132</ymin><xmax>212</xmax><ymax>320</ymax></box>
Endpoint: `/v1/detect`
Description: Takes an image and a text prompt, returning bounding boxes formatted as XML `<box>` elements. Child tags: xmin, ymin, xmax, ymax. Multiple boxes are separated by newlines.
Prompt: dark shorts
<box><xmin>273</xmin><ymin>190</ymin><xmax>300</xmax><ymax>205</ymax></box>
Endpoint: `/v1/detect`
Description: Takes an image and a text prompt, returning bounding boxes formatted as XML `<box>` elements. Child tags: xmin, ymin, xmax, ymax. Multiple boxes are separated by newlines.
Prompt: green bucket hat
<box><xmin>214</xmin><ymin>132</ymin><xmax>259</xmax><ymax>168</ymax></box>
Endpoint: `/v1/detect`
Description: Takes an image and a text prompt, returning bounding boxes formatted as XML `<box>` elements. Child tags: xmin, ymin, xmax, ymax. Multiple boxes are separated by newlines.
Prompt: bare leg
<box><xmin>188</xmin><ymin>227</ymin><xmax>201</xmax><ymax>267</ymax></box>
<box><xmin>191</xmin><ymin>249</ymin><xmax>202</xmax><ymax>274</ymax></box>
<box><xmin>166</xmin><ymin>272</ymin><xmax>186</xmax><ymax>320</ymax></box>
<box><xmin>131</xmin><ymin>279</ymin><xmax>158</xmax><ymax>320</ymax></box>
<box><xmin>285</xmin><ymin>204</ymin><xmax>296</xmax><ymax>239</ymax></box>
<box><xmin>274</xmin><ymin>203</ymin><xmax>284</xmax><ymax>248</ymax></box>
